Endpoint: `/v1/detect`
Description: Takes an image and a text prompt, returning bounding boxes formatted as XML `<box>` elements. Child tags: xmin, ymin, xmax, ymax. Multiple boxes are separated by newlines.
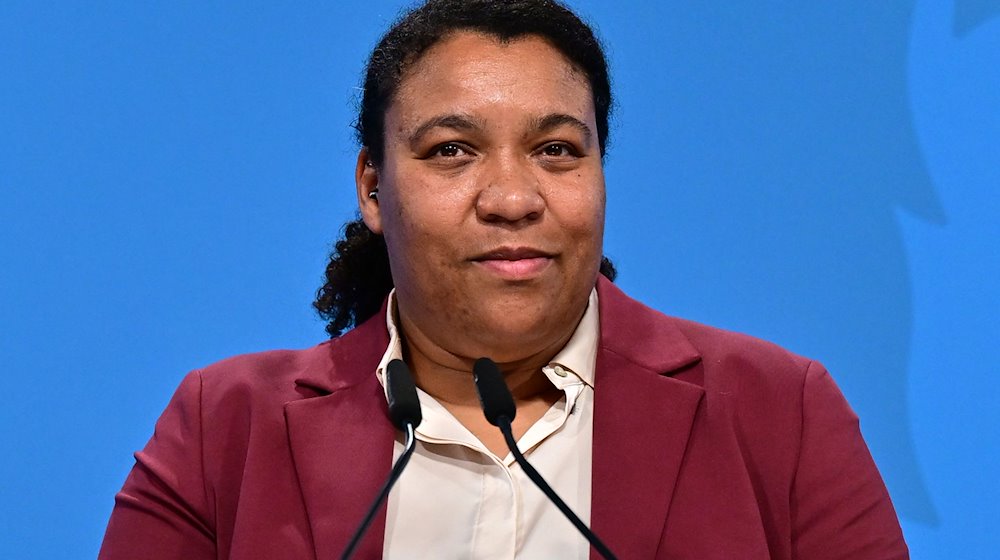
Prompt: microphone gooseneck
<box><xmin>341</xmin><ymin>359</ymin><xmax>422</xmax><ymax>560</ymax></box>
<box><xmin>472</xmin><ymin>358</ymin><xmax>618</xmax><ymax>560</ymax></box>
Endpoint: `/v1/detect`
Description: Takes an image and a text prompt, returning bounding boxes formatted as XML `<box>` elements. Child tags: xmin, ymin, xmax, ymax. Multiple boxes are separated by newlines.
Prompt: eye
<box><xmin>539</xmin><ymin>142</ymin><xmax>579</xmax><ymax>158</ymax></box>
<box><xmin>433</xmin><ymin>143</ymin><xmax>468</xmax><ymax>157</ymax></box>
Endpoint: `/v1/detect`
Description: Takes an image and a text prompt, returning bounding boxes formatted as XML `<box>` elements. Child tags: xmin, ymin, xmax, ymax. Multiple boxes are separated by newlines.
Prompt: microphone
<box><xmin>386</xmin><ymin>358</ymin><xmax>423</xmax><ymax>429</ymax></box>
<box><xmin>341</xmin><ymin>359</ymin><xmax>422</xmax><ymax>560</ymax></box>
<box><xmin>472</xmin><ymin>358</ymin><xmax>618</xmax><ymax>560</ymax></box>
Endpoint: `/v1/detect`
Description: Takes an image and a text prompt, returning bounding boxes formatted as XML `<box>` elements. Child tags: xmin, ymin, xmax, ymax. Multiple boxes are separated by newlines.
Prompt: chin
<box><xmin>464</xmin><ymin>313</ymin><xmax>564</xmax><ymax>361</ymax></box>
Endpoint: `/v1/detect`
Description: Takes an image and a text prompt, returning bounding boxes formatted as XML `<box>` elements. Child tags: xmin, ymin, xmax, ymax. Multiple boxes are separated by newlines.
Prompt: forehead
<box><xmin>388</xmin><ymin>31</ymin><xmax>595</xmax><ymax>130</ymax></box>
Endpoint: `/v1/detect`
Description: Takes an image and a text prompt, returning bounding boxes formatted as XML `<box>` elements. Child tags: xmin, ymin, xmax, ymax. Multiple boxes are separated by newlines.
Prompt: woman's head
<box><xmin>315</xmin><ymin>0</ymin><xmax>616</xmax><ymax>338</ymax></box>
<box><xmin>356</xmin><ymin>30</ymin><xmax>607</xmax><ymax>364</ymax></box>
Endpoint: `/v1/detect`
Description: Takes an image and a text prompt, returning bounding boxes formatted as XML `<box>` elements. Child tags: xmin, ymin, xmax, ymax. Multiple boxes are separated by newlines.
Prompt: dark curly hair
<box><xmin>315</xmin><ymin>0</ymin><xmax>617</xmax><ymax>337</ymax></box>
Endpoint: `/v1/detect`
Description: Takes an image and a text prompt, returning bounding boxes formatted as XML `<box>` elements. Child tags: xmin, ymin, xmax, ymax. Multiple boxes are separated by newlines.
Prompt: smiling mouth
<box><xmin>472</xmin><ymin>247</ymin><xmax>554</xmax><ymax>280</ymax></box>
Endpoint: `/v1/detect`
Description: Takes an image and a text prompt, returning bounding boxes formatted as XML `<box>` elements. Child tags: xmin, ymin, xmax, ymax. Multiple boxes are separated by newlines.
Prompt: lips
<box><xmin>472</xmin><ymin>247</ymin><xmax>555</xmax><ymax>280</ymax></box>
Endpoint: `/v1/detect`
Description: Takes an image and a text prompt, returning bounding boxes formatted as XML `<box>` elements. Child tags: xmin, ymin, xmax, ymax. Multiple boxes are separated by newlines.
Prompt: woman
<box><xmin>100</xmin><ymin>1</ymin><xmax>907</xmax><ymax>558</ymax></box>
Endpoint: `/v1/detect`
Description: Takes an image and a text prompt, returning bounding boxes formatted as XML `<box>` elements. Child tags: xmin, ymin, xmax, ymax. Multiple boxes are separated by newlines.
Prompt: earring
<box><xmin>368</xmin><ymin>188</ymin><xmax>379</xmax><ymax>200</ymax></box>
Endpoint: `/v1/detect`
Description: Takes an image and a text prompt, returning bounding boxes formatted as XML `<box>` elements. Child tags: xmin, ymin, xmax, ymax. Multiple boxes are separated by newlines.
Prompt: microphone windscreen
<box><xmin>386</xmin><ymin>359</ymin><xmax>422</xmax><ymax>429</ymax></box>
<box><xmin>473</xmin><ymin>357</ymin><xmax>516</xmax><ymax>426</ymax></box>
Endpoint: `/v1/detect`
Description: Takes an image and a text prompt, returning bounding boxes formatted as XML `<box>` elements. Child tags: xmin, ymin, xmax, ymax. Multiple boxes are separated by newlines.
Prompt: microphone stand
<box><xmin>340</xmin><ymin>422</ymin><xmax>417</xmax><ymax>560</ymax></box>
<box><xmin>474</xmin><ymin>358</ymin><xmax>618</xmax><ymax>560</ymax></box>
<box><xmin>494</xmin><ymin>415</ymin><xmax>618</xmax><ymax>560</ymax></box>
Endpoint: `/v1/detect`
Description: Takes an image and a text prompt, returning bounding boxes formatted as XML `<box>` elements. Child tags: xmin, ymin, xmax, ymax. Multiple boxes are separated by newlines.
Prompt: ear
<box><xmin>355</xmin><ymin>148</ymin><xmax>383</xmax><ymax>234</ymax></box>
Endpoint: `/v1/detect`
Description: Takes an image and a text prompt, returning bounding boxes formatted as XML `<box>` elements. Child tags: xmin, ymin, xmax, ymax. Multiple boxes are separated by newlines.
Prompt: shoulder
<box><xmin>188</xmin><ymin>311</ymin><xmax>390</xmax><ymax>412</ymax></box>
<box><xmin>597</xmin><ymin>277</ymin><xmax>814</xmax><ymax>389</ymax></box>
<box><xmin>195</xmin><ymin>342</ymin><xmax>331</xmax><ymax>391</ymax></box>
<box><xmin>669</xmin><ymin>315</ymin><xmax>814</xmax><ymax>392</ymax></box>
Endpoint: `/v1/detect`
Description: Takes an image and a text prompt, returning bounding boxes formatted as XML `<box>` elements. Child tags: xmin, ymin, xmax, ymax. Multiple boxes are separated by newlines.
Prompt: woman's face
<box><xmin>357</xmin><ymin>31</ymin><xmax>606</xmax><ymax>365</ymax></box>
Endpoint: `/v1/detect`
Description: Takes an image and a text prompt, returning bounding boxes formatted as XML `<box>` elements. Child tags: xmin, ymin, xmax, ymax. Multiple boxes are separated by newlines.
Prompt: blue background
<box><xmin>1</xmin><ymin>1</ymin><xmax>997</xmax><ymax>557</ymax></box>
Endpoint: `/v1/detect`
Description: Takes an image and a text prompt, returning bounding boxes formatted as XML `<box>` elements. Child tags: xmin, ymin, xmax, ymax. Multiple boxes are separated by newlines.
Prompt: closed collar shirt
<box><xmin>374</xmin><ymin>289</ymin><xmax>599</xmax><ymax>559</ymax></box>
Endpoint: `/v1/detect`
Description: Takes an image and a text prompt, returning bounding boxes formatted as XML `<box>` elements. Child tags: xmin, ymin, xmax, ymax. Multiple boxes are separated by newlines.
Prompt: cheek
<box><xmin>558</xmin><ymin>184</ymin><xmax>606</xmax><ymax>239</ymax></box>
<box><xmin>381</xmin><ymin>190</ymin><xmax>465</xmax><ymax>288</ymax></box>
<box><xmin>385</xmin><ymin>177</ymin><xmax>476</xmax><ymax>255</ymax></box>
<box><xmin>562</xmin><ymin>189</ymin><xmax>606</xmax><ymax>272</ymax></box>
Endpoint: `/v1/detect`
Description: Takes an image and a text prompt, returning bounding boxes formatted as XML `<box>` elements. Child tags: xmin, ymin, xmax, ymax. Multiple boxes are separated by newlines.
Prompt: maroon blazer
<box><xmin>100</xmin><ymin>278</ymin><xmax>907</xmax><ymax>559</ymax></box>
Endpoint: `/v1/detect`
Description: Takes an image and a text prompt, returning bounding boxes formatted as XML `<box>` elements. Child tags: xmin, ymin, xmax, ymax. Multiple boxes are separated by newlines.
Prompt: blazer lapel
<box><xmin>591</xmin><ymin>278</ymin><xmax>705</xmax><ymax>558</ymax></box>
<box><xmin>285</xmin><ymin>313</ymin><xmax>395</xmax><ymax>560</ymax></box>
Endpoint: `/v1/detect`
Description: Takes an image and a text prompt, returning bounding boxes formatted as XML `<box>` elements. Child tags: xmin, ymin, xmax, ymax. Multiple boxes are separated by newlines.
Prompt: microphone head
<box><xmin>473</xmin><ymin>357</ymin><xmax>516</xmax><ymax>426</ymax></box>
<box><xmin>386</xmin><ymin>359</ymin><xmax>422</xmax><ymax>430</ymax></box>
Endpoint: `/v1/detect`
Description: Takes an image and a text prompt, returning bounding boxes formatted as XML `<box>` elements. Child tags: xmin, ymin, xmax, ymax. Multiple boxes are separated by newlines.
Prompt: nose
<box><xmin>475</xmin><ymin>153</ymin><xmax>545</xmax><ymax>225</ymax></box>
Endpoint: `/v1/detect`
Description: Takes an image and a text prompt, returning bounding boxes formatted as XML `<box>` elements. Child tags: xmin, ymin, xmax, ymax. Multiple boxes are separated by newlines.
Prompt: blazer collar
<box><xmin>591</xmin><ymin>277</ymin><xmax>706</xmax><ymax>558</ymax></box>
<box><xmin>292</xmin><ymin>298</ymin><xmax>392</xmax><ymax>395</ymax></box>
<box><xmin>595</xmin><ymin>276</ymin><xmax>702</xmax><ymax>374</ymax></box>
<box><xmin>291</xmin><ymin>279</ymin><xmax>702</xmax><ymax>391</ymax></box>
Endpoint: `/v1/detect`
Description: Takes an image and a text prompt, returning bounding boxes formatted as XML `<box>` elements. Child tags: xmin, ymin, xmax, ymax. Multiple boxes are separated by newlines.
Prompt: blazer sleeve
<box><xmin>99</xmin><ymin>370</ymin><xmax>216</xmax><ymax>559</ymax></box>
<box><xmin>790</xmin><ymin>361</ymin><xmax>908</xmax><ymax>559</ymax></box>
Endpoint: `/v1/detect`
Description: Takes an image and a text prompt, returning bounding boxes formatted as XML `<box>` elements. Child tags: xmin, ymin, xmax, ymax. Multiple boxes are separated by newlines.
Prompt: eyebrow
<box><xmin>405</xmin><ymin>111</ymin><xmax>595</xmax><ymax>148</ymax></box>
<box><xmin>408</xmin><ymin>114</ymin><xmax>485</xmax><ymax>148</ymax></box>
<box><xmin>529</xmin><ymin>113</ymin><xmax>594</xmax><ymax>147</ymax></box>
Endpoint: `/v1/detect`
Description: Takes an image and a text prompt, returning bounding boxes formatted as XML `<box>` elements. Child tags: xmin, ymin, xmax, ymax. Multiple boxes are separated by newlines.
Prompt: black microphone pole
<box><xmin>341</xmin><ymin>359</ymin><xmax>423</xmax><ymax>560</ymax></box>
<box><xmin>472</xmin><ymin>357</ymin><xmax>618</xmax><ymax>560</ymax></box>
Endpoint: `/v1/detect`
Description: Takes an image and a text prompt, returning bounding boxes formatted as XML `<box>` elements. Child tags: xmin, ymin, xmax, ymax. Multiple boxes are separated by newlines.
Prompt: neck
<box><xmin>408</xmin><ymin>342</ymin><xmax>565</xmax><ymax>408</ymax></box>
<box><xmin>398</xmin><ymin>322</ymin><xmax>571</xmax><ymax>409</ymax></box>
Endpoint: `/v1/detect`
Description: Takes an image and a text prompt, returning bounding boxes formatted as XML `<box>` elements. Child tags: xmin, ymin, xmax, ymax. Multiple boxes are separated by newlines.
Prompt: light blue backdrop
<box><xmin>1</xmin><ymin>1</ymin><xmax>997</xmax><ymax>557</ymax></box>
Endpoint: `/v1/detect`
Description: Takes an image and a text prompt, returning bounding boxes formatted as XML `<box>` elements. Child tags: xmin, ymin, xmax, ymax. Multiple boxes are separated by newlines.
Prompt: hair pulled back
<box><xmin>315</xmin><ymin>0</ymin><xmax>616</xmax><ymax>337</ymax></box>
